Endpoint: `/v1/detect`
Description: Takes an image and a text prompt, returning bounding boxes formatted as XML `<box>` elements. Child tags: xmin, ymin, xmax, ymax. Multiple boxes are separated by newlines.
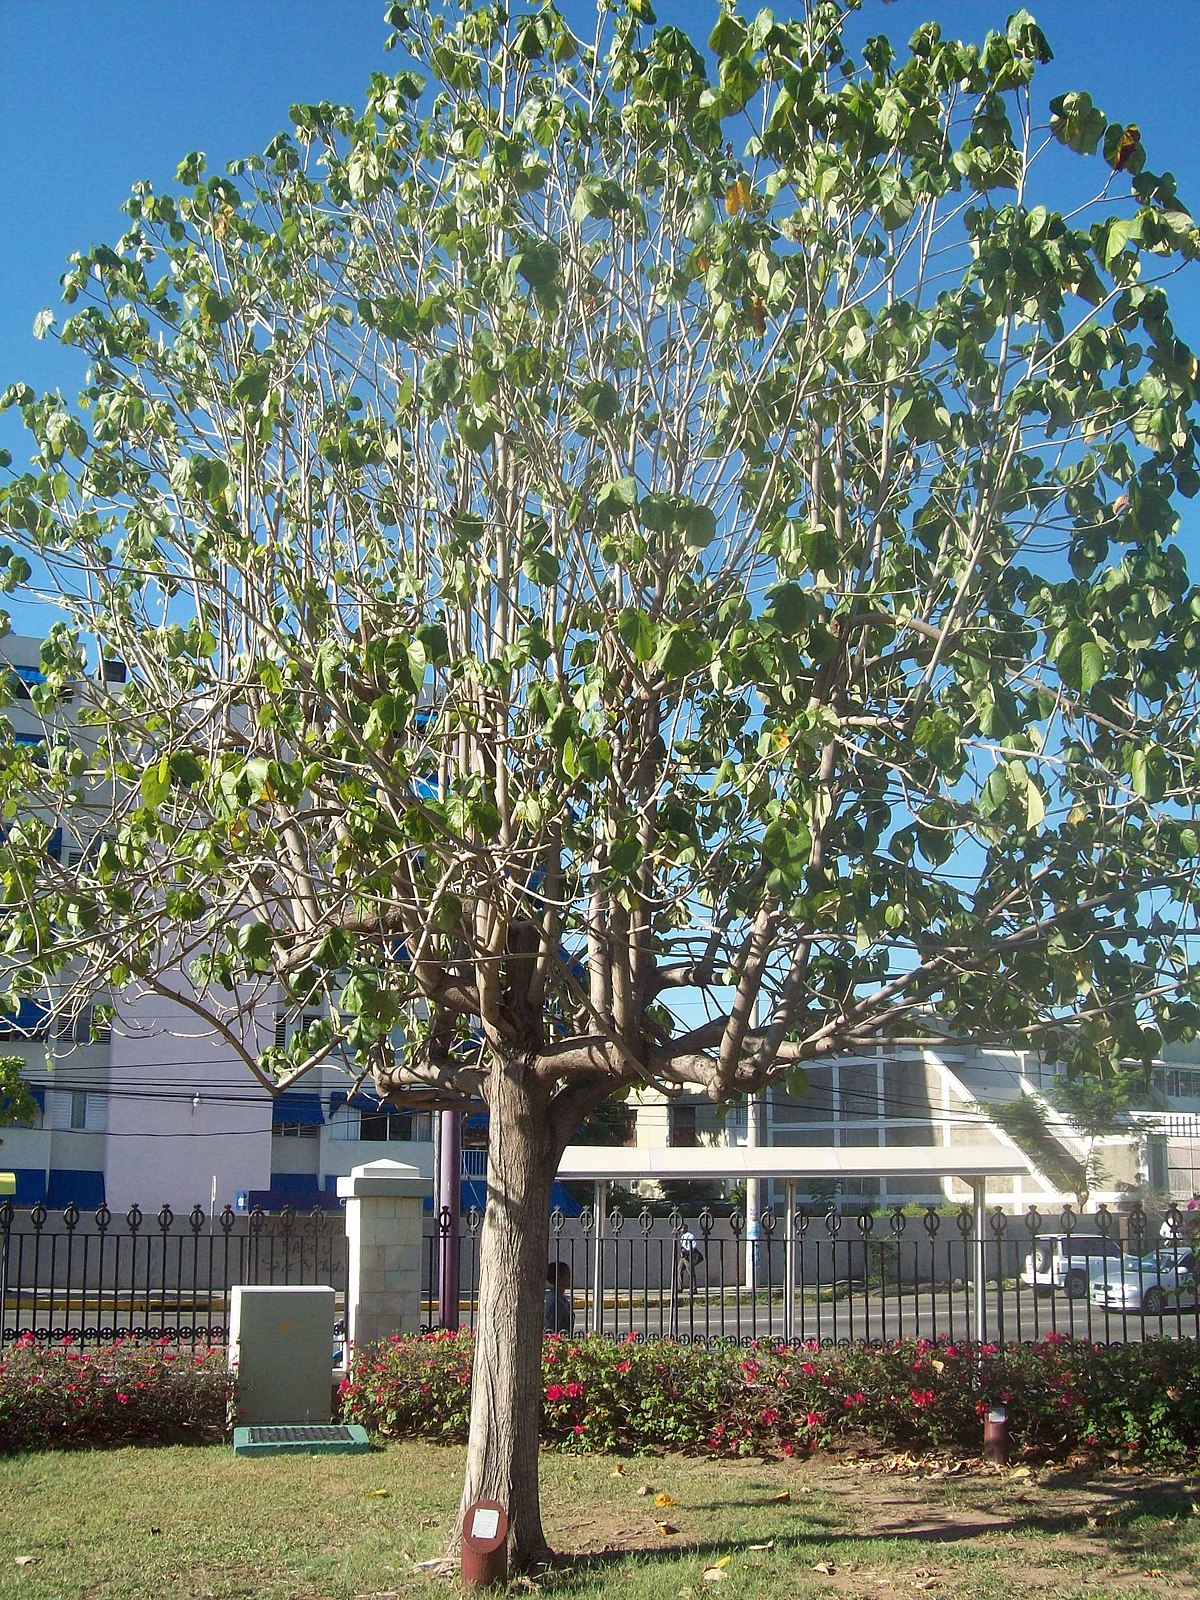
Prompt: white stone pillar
<box><xmin>338</xmin><ymin>1159</ymin><xmax>431</xmax><ymax>1356</ymax></box>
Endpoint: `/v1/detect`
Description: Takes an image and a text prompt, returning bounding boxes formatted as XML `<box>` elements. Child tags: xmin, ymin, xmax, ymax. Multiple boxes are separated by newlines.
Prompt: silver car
<box><xmin>1089</xmin><ymin>1247</ymin><xmax>1198</xmax><ymax>1316</ymax></box>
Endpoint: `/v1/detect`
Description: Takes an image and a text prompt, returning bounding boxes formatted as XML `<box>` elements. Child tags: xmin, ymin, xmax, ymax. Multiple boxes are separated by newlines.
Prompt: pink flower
<box><xmin>758</xmin><ymin>1407</ymin><xmax>781</xmax><ymax>1427</ymax></box>
<box><xmin>616</xmin><ymin>1360</ymin><xmax>631</xmax><ymax>1374</ymax></box>
<box><xmin>801</xmin><ymin>1361</ymin><xmax>817</xmax><ymax>1377</ymax></box>
<box><xmin>564</xmin><ymin>1381</ymin><xmax>585</xmax><ymax>1399</ymax></box>
<box><xmin>573</xmin><ymin>1424</ymin><xmax>586</xmax><ymax>1435</ymax></box>
<box><xmin>909</xmin><ymin>1389</ymin><xmax>935</xmax><ymax>1408</ymax></box>
<box><xmin>805</xmin><ymin>1411</ymin><xmax>824</xmax><ymax>1428</ymax></box>
<box><xmin>544</xmin><ymin>1384</ymin><xmax>566</xmax><ymax>1403</ymax></box>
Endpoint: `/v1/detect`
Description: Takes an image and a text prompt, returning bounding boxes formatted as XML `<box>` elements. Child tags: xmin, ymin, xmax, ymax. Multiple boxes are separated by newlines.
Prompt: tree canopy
<box><xmin>3</xmin><ymin>0</ymin><xmax>1200</xmax><ymax>1560</ymax></box>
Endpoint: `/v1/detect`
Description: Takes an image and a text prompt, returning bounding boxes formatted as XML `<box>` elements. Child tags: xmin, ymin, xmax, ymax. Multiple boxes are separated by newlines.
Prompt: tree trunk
<box><xmin>458</xmin><ymin>1054</ymin><xmax>560</xmax><ymax>1569</ymax></box>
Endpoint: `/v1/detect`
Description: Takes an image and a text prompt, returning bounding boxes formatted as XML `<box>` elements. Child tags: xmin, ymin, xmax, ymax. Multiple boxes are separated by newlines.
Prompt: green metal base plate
<box><xmin>232</xmin><ymin>1423</ymin><xmax>371</xmax><ymax>1457</ymax></box>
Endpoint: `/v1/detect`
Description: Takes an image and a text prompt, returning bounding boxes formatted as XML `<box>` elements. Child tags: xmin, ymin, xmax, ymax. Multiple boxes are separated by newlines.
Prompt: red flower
<box><xmin>909</xmin><ymin>1389</ymin><xmax>935</xmax><ymax>1408</ymax></box>
<box><xmin>616</xmin><ymin>1360</ymin><xmax>631</xmax><ymax>1374</ymax></box>
<box><xmin>805</xmin><ymin>1410</ymin><xmax>824</xmax><ymax>1428</ymax></box>
<box><xmin>564</xmin><ymin>1381</ymin><xmax>585</xmax><ymax>1399</ymax></box>
<box><xmin>544</xmin><ymin>1384</ymin><xmax>566</xmax><ymax>1403</ymax></box>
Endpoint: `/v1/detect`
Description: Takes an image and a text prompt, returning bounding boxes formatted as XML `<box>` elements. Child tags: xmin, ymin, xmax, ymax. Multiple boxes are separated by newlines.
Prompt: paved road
<box><xmin>564</xmin><ymin>1287</ymin><xmax>1200</xmax><ymax>1346</ymax></box>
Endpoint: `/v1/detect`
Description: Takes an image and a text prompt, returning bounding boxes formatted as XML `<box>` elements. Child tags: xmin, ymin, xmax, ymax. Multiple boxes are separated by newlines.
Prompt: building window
<box><xmin>328</xmin><ymin>1103</ymin><xmax>431</xmax><ymax>1143</ymax></box>
<box><xmin>67</xmin><ymin>1090</ymin><xmax>104</xmax><ymax>1133</ymax></box>
<box><xmin>273</xmin><ymin>1010</ymin><xmax>324</xmax><ymax>1050</ymax></box>
<box><xmin>271</xmin><ymin>1121</ymin><xmax>320</xmax><ymax>1140</ymax></box>
<box><xmin>671</xmin><ymin>1104</ymin><xmax>697</xmax><ymax>1148</ymax></box>
<box><xmin>56</xmin><ymin>1006</ymin><xmax>111</xmax><ymax>1045</ymax></box>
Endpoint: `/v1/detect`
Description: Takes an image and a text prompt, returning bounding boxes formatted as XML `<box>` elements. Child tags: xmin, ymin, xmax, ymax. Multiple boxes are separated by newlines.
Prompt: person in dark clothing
<box><xmin>544</xmin><ymin>1260</ymin><xmax>574</xmax><ymax>1334</ymax></box>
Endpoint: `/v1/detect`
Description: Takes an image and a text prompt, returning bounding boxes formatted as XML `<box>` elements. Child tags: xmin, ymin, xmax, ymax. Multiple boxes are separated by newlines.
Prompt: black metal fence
<box><xmin>7</xmin><ymin>1193</ymin><xmax>1197</xmax><ymax>1353</ymax></box>
<box><xmin>426</xmin><ymin>1199</ymin><xmax>1200</xmax><ymax>1347</ymax></box>
<box><xmin>0</xmin><ymin>1200</ymin><xmax>346</xmax><ymax>1349</ymax></box>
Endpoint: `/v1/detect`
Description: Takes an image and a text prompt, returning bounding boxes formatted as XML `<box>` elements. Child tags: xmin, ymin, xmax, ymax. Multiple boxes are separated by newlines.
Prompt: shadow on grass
<box><xmin>533</xmin><ymin>1527</ymin><xmax>835</xmax><ymax>1592</ymax></box>
<box><xmin>531</xmin><ymin>1480</ymin><xmax>1200</xmax><ymax>1590</ymax></box>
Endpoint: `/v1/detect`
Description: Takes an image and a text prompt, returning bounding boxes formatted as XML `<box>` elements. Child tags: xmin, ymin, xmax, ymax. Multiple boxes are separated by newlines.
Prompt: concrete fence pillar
<box><xmin>337</xmin><ymin>1158</ymin><xmax>431</xmax><ymax>1356</ymax></box>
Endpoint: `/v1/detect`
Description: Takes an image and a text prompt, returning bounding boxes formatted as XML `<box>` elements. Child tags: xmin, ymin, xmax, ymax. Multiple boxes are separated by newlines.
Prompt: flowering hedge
<box><xmin>0</xmin><ymin>1336</ymin><xmax>232</xmax><ymax>1452</ymax></box>
<box><xmin>339</xmin><ymin>1330</ymin><xmax>1200</xmax><ymax>1466</ymax></box>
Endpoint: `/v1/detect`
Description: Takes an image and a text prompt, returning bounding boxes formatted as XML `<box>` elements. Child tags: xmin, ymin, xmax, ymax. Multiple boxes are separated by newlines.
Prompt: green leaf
<box><xmin>141</xmin><ymin>757</ymin><xmax>171</xmax><ymax>810</ymax></box>
<box><xmin>1079</xmin><ymin>639</ymin><xmax>1105</xmax><ymax>692</ymax></box>
<box><xmin>236</xmin><ymin>921</ymin><xmax>272</xmax><ymax>961</ymax></box>
<box><xmin>653</xmin><ymin>624</ymin><xmax>712</xmax><ymax>678</ymax></box>
<box><xmin>596</xmin><ymin>476</ymin><xmax>639</xmax><ymax>520</ymax></box>
<box><xmin>32</xmin><ymin>310</ymin><xmax>55</xmax><ymax>341</ymax></box>
<box><xmin>618</xmin><ymin>608</ymin><xmax>658</xmax><ymax>663</ymax></box>
<box><xmin>168</xmin><ymin>751</ymin><xmax>205</xmax><ymax>789</ymax></box>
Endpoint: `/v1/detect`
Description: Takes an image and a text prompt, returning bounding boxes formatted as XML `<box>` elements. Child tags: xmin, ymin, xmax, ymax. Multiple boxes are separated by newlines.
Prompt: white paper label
<box><xmin>471</xmin><ymin>1508</ymin><xmax>500</xmax><ymax>1542</ymax></box>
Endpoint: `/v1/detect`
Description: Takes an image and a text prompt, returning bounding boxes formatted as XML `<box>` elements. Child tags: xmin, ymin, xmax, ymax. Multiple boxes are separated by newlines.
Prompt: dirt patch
<box><xmin>539</xmin><ymin>1451</ymin><xmax>1200</xmax><ymax>1598</ymax></box>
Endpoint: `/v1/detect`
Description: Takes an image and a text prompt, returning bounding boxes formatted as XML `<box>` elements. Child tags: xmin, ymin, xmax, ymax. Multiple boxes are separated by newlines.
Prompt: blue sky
<box><xmin>1</xmin><ymin>0</ymin><xmax>1197</xmax><ymax>471</ymax></box>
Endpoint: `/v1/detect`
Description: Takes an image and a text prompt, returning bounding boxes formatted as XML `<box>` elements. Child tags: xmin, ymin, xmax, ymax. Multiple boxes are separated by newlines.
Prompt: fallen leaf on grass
<box><xmin>655</xmin><ymin>1493</ymin><xmax>678</xmax><ymax>1507</ymax></box>
<box><xmin>636</xmin><ymin>1485</ymin><xmax>656</xmax><ymax>1497</ymax></box>
<box><xmin>657</xmin><ymin>1524</ymin><xmax>679</xmax><ymax>1536</ymax></box>
<box><xmin>746</xmin><ymin>1541</ymin><xmax>775</xmax><ymax>1553</ymax></box>
<box><xmin>913</xmin><ymin>1582</ymin><xmax>939</xmax><ymax>1593</ymax></box>
<box><xmin>367</xmin><ymin>1488</ymin><xmax>391</xmax><ymax>1498</ymax></box>
<box><xmin>14</xmin><ymin>1557</ymin><xmax>39</xmax><ymax>1567</ymax></box>
<box><xmin>1145</xmin><ymin>1571</ymin><xmax>1164</xmax><ymax>1579</ymax></box>
<box><xmin>611</xmin><ymin>1465</ymin><xmax>625</xmax><ymax>1477</ymax></box>
<box><xmin>702</xmin><ymin>1568</ymin><xmax>728</xmax><ymax>1583</ymax></box>
<box><xmin>769</xmin><ymin>1490</ymin><xmax>790</xmax><ymax>1504</ymax></box>
<box><xmin>813</xmin><ymin>1560</ymin><xmax>837</xmax><ymax>1575</ymax></box>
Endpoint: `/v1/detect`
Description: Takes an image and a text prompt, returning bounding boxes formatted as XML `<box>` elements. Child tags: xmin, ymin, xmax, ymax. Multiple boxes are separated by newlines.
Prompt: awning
<box><xmin>0</xmin><ymin>998</ymin><xmax>49</xmax><ymax>1036</ymax></box>
<box><xmin>329</xmin><ymin>1090</ymin><xmax>394</xmax><ymax>1115</ymax></box>
<box><xmin>272</xmin><ymin>1091</ymin><xmax>324</xmax><ymax>1128</ymax></box>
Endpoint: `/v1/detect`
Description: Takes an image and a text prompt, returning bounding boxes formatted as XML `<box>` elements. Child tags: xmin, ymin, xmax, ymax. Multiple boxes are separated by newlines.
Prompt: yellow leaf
<box><xmin>709</xmin><ymin>1556</ymin><xmax>732</xmax><ymax>1569</ymax></box>
<box><xmin>655</xmin><ymin>1493</ymin><xmax>678</xmax><ymax>1507</ymax></box>
<box><xmin>367</xmin><ymin>1488</ymin><xmax>391</xmax><ymax>1497</ymax></box>
<box><xmin>657</xmin><ymin>1523</ymin><xmax>679</xmax><ymax>1536</ymax></box>
<box><xmin>611</xmin><ymin>1465</ymin><xmax>625</xmax><ymax>1477</ymax></box>
<box><xmin>724</xmin><ymin>178</ymin><xmax>751</xmax><ymax>217</ymax></box>
<box><xmin>769</xmin><ymin>1490</ymin><xmax>790</xmax><ymax>1504</ymax></box>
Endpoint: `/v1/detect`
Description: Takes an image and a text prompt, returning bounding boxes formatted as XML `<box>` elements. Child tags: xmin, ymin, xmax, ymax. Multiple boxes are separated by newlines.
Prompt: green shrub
<box><xmin>0</xmin><ymin>1335</ymin><xmax>232</xmax><ymax>1452</ymax></box>
<box><xmin>339</xmin><ymin>1330</ymin><xmax>1200</xmax><ymax>1466</ymax></box>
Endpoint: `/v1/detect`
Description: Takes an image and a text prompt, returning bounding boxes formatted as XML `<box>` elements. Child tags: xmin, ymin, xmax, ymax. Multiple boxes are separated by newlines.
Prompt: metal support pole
<box><xmin>438</xmin><ymin>1109</ymin><xmax>462</xmax><ymax>1330</ymax></box>
<box><xmin>591</xmin><ymin>1180</ymin><xmax>607</xmax><ymax>1335</ymax></box>
<box><xmin>783</xmin><ymin>1178</ymin><xmax>797</xmax><ymax>1343</ymax></box>
<box><xmin>744</xmin><ymin>1092</ymin><xmax>764</xmax><ymax>1290</ymax></box>
<box><xmin>971</xmin><ymin>1179</ymin><xmax>987</xmax><ymax>1347</ymax></box>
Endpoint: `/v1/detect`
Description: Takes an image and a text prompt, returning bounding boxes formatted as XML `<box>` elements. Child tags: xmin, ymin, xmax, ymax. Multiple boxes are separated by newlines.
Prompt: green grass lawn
<box><xmin>1</xmin><ymin>1442</ymin><xmax>1198</xmax><ymax>1600</ymax></box>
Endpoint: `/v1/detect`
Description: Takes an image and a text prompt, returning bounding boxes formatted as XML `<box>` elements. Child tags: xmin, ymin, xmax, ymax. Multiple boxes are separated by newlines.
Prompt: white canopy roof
<box><xmin>558</xmin><ymin>1143</ymin><xmax>1030</xmax><ymax>1182</ymax></box>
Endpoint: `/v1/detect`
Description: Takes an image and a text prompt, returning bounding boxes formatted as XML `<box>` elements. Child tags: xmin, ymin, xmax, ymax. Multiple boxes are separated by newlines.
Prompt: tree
<box><xmin>3</xmin><ymin>0</ymin><xmax>1200</xmax><ymax>1563</ymax></box>
<box><xmin>0</xmin><ymin>1058</ymin><xmax>37</xmax><ymax>1129</ymax></box>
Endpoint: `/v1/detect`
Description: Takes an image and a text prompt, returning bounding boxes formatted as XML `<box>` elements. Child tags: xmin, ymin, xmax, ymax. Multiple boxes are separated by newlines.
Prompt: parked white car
<box><xmin>1020</xmin><ymin>1233</ymin><xmax>1125</xmax><ymax>1299</ymax></box>
<box><xmin>1089</xmin><ymin>1247</ymin><xmax>1198</xmax><ymax>1316</ymax></box>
